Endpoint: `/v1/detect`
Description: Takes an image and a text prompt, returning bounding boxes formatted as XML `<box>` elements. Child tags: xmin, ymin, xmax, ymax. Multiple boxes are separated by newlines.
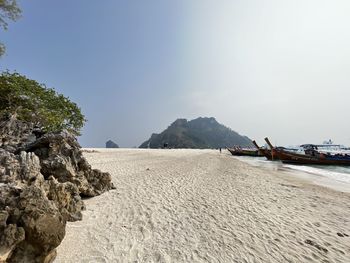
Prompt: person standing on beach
<box><xmin>219</xmin><ymin>147</ymin><xmax>222</xmax><ymax>153</ymax></box>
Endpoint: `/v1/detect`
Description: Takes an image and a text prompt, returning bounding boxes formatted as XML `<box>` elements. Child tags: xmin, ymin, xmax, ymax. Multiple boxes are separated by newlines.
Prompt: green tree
<box><xmin>0</xmin><ymin>71</ymin><xmax>86</xmax><ymax>135</ymax></box>
<box><xmin>0</xmin><ymin>0</ymin><xmax>21</xmax><ymax>56</ymax></box>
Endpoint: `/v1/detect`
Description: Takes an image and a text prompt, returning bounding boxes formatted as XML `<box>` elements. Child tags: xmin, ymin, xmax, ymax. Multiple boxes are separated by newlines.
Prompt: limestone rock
<box><xmin>106</xmin><ymin>140</ymin><xmax>119</xmax><ymax>148</ymax></box>
<box><xmin>8</xmin><ymin>185</ymin><xmax>66</xmax><ymax>263</ymax></box>
<box><xmin>0</xmin><ymin>115</ymin><xmax>114</xmax><ymax>262</ymax></box>
<box><xmin>47</xmin><ymin>177</ymin><xmax>85</xmax><ymax>221</ymax></box>
<box><xmin>0</xmin><ymin>210</ymin><xmax>25</xmax><ymax>262</ymax></box>
<box><xmin>0</xmin><ymin>114</ymin><xmax>36</xmax><ymax>153</ymax></box>
<box><xmin>139</xmin><ymin>117</ymin><xmax>254</xmax><ymax>149</ymax></box>
<box><xmin>25</xmin><ymin>131</ymin><xmax>115</xmax><ymax>197</ymax></box>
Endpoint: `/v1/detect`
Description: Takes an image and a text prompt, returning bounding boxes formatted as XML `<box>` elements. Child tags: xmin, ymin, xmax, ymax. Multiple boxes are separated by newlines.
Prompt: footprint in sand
<box><xmin>83</xmin><ymin>253</ymin><xmax>108</xmax><ymax>263</ymax></box>
<box><xmin>152</xmin><ymin>251</ymin><xmax>170</xmax><ymax>262</ymax></box>
<box><xmin>337</xmin><ymin>232</ymin><xmax>349</xmax><ymax>237</ymax></box>
<box><xmin>139</xmin><ymin>226</ymin><xmax>151</xmax><ymax>240</ymax></box>
<box><xmin>313</xmin><ymin>222</ymin><xmax>321</xmax><ymax>227</ymax></box>
<box><xmin>304</xmin><ymin>239</ymin><xmax>328</xmax><ymax>253</ymax></box>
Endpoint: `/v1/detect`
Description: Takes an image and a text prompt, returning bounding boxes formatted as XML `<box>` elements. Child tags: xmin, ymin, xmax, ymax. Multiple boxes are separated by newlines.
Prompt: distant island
<box><xmin>139</xmin><ymin>117</ymin><xmax>253</xmax><ymax>149</ymax></box>
<box><xmin>106</xmin><ymin>140</ymin><xmax>119</xmax><ymax>148</ymax></box>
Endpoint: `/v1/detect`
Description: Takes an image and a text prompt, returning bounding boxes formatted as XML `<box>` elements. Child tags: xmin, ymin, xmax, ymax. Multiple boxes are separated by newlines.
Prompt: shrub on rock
<box><xmin>0</xmin><ymin>71</ymin><xmax>86</xmax><ymax>135</ymax></box>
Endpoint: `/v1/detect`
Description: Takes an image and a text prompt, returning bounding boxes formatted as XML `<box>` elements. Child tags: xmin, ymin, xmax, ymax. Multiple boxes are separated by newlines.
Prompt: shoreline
<box><xmin>56</xmin><ymin>148</ymin><xmax>350</xmax><ymax>262</ymax></box>
<box><xmin>232</xmin><ymin>155</ymin><xmax>350</xmax><ymax>194</ymax></box>
<box><xmin>281</xmin><ymin>166</ymin><xmax>350</xmax><ymax>193</ymax></box>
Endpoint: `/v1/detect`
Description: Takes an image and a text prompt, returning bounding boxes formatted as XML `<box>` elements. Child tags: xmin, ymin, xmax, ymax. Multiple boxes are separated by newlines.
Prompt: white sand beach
<box><xmin>56</xmin><ymin>149</ymin><xmax>350</xmax><ymax>262</ymax></box>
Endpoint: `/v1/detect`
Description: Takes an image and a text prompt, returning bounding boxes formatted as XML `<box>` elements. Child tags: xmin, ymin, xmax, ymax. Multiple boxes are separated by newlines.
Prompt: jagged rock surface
<box><xmin>25</xmin><ymin>132</ymin><xmax>114</xmax><ymax>197</ymax></box>
<box><xmin>0</xmin><ymin>116</ymin><xmax>114</xmax><ymax>262</ymax></box>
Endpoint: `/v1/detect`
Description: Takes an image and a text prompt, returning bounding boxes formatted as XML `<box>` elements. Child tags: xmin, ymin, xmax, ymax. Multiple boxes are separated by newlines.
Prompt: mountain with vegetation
<box><xmin>139</xmin><ymin>117</ymin><xmax>253</xmax><ymax>149</ymax></box>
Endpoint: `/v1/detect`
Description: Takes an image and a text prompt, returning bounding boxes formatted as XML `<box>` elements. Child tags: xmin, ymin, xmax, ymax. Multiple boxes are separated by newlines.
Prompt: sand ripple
<box><xmin>56</xmin><ymin>149</ymin><xmax>350</xmax><ymax>262</ymax></box>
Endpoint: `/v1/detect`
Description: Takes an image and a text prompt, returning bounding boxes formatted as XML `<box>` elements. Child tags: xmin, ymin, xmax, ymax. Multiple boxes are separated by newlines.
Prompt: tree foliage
<box><xmin>0</xmin><ymin>0</ymin><xmax>21</xmax><ymax>56</ymax></box>
<box><xmin>0</xmin><ymin>71</ymin><xmax>86</xmax><ymax>135</ymax></box>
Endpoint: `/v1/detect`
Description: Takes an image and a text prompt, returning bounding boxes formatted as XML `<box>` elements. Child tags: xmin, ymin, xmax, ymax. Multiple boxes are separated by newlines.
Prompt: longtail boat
<box><xmin>252</xmin><ymin>140</ymin><xmax>276</xmax><ymax>160</ymax></box>
<box><xmin>226</xmin><ymin>146</ymin><xmax>261</xmax><ymax>157</ymax></box>
<box><xmin>264</xmin><ymin>137</ymin><xmax>283</xmax><ymax>160</ymax></box>
<box><xmin>265</xmin><ymin>137</ymin><xmax>350</xmax><ymax>166</ymax></box>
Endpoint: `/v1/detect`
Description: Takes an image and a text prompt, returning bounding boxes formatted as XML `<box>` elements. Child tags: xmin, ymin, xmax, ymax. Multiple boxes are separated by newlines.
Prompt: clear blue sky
<box><xmin>2</xmin><ymin>0</ymin><xmax>350</xmax><ymax>147</ymax></box>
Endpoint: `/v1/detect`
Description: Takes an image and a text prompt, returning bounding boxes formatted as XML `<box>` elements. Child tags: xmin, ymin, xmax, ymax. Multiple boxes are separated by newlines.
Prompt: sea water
<box><xmin>234</xmin><ymin>156</ymin><xmax>350</xmax><ymax>192</ymax></box>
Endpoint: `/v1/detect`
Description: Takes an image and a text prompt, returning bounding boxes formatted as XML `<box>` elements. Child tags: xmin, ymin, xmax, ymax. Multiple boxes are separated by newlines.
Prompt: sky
<box><xmin>1</xmin><ymin>0</ymin><xmax>350</xmax><ymax>147</ymax></box>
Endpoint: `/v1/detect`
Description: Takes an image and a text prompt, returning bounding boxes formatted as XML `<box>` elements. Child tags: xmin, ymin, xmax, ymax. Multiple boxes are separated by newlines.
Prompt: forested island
<box><xmin>140</xmin><ymin>117</ymin><xmax>253</xmax><ymax>149</ymax></box>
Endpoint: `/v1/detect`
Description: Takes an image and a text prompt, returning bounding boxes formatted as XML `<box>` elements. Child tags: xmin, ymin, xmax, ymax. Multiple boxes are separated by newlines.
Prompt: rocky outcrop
<box><xmin>140</xmin><ymin>117</ymin><xmax>253</xmax><ymax>149</ymax></box>
<box><xmin>106</xmin><ymin>140</ymin><xmax>119</xmax><ymax>148</ymax></box>
<box><xmin>0</xmin><ymin>116</ymin><xmax>114</xmax><ymax>262</ymax></box>
<box><xmin>0</xmin><ymin>114</ymin><xmax>36</xmax><ymax>154</ymax></box>
<box><xmin>25</xmin><ymin>132</ymin><xmax>114</xmax><ymax>197</ymax></box>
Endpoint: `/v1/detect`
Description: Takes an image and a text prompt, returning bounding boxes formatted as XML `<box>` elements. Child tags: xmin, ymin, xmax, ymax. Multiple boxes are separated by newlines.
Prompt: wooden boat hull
<box><xmin>258</xmin><ymin>148</ymin><xmax>279</xmax><ymax>160</ymax></box>
<box><xmin>227</xmin><ymin>148</ymin><xmax>261</xmax><ymax>157</ymax></box>
<box><xmin>275</xmin><ymin>149</ymin><xmax>350</xmax><ymax>166</ymax></box>
<box><xmin>252</xmin><ymin>140</ymin><xmax>279</xmax><ymax>160</ymax></box>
